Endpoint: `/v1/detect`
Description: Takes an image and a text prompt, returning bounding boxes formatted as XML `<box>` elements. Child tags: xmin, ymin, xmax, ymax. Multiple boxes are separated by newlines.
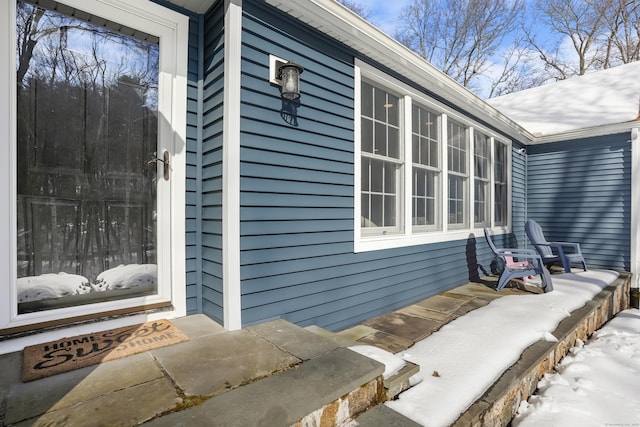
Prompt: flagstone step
<box><xmin>144</xmin><ymin>346</ymin><xmax>386</xmax><ymax>427</ymax></box>
<box><xmin>304</xmin><ymin>324</ymin><xmax>420</xmax><ymax>400</ymax></box>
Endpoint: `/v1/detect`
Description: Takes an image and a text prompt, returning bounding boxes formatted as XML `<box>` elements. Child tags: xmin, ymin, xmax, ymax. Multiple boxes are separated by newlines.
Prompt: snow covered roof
<box><xmin>487</xmin><ymin>62</ymin><xmax>640</xmax><ymax>139</ymax></box>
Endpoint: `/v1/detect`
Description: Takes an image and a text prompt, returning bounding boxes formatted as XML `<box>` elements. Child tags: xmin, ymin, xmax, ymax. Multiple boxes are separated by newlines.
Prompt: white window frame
<box><xmin>354</xmin><ymin>60</ymin><xmax>511</xmax><ymax>252</ymax></box>
<box><xmin>359</xmin><ymin>78</ymin><xmax>405</xmax><ymax>235</ymax></box>
<box><xmin>473</xmin><ymin>130</ymin><xmax>492</xmax><ymax>228</ymax></box>
<box><xmin>1</xmin><ymin>0</ymin><xmax>188</xmax><ymax>340</ymax></box>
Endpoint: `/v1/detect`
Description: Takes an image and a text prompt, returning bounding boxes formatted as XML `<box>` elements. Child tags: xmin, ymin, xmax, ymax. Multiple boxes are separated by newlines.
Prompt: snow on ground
<box><xmin>513</xmin><ymin>308</ymin><xmax>640</xmax><ymax>427</ymax></box>
<box><xmin>349</xmin><ymin>345</ymin><xmax>407</xmax><ymax>379</ymax></box>
<box><xmin>381</xmin><ymin>269</ymin><xmax>620</xmax><ymax>427</ymax></box>
<box><xmin>95</xmin><ymin>264</ymin><xmax>157</xmax><ymax>290</ymax></box>
<box><xmin>17</xmin><ymin>273</ymin><xmax>91</xmax><ymax>302</ymax></box>
<box><xmin>17</xmin><ymin>264</ymin><xmax>158</xmax><ymax>303</ymax></box>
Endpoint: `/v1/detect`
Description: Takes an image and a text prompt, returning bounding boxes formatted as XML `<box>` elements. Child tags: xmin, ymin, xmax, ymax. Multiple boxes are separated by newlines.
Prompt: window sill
<box><xmin>354</xmin><ymin>226</ymin><xmax>510</xmax><ymax>252</ymax></box>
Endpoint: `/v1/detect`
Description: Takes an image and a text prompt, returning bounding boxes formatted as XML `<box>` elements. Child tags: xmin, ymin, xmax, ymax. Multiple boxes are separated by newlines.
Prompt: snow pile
<box><xmin>513</xmin><ymin>308</ymin><xmax>640</xmax><ymax>427</ymax></box>
<box><xmin>349</xmin><ymin>345</ymin><xmax>406</xmax><ymax>379</ymax></box>
<box><xmin>386</xmin><ymin>269</ymin><xmax>619</xmax><ymax>427</ymax></box>
<box><xmin>488</xmin><ymin>61</ymin><xmax>640</xmax><ymax>136</ymax></box>
<box><xmin>17</xmin><ymin>264</ymin><xmax>158</xmax><ymax>303</ymax></box>
<box><xmin>17</xmin><ymin>273</ymin><xmax>91</xmax><ymax>302</ymax></box>
<box><xmin>96</xmin><ymin>264</ymin><xmax>157</xmax><ymax>291</ymax></box>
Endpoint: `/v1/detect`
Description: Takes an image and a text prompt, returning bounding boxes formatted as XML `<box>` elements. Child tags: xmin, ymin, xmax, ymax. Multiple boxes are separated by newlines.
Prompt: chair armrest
<box><xmin>548</xmin><ymin>242</ymin><xmax>582</xmax><ymax>253</ymax></box>
<box><xmin>496</xmin><ymin>249</ymin><xmax>538</xmax><ymax>256</ymax></box>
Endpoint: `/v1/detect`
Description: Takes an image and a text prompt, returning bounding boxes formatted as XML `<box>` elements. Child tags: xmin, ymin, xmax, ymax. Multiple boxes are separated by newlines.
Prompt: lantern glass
<box><xmin>279</xmin><ymin>63</ymin><xmax>303</xmax><ymax>100</ymax></box>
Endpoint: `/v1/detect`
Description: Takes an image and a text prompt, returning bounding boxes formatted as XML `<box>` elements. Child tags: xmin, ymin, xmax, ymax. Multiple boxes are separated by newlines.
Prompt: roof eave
<box><xmin>531</xmin><ymin>121</ymin><xmax>640</xmax><ymax>144</ymax></box>
<box><xmin>264</xmin><ymin>0</ymin><xmax>534</xmax><ymax>143</ymax></box>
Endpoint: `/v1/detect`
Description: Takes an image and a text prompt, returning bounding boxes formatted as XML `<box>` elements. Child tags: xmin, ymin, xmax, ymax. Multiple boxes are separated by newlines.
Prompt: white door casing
<box><xmin>1</xmin><ymin>0</ymin><xmax>188</xmax><ymax>353</ymax></box>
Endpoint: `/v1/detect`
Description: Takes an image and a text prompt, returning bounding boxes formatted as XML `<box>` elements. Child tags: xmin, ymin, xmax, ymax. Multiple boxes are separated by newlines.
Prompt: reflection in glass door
<box><xmin>16</xmin><ymin>0</ymin><xmax>160</xmax><ymax>314</ymax></box>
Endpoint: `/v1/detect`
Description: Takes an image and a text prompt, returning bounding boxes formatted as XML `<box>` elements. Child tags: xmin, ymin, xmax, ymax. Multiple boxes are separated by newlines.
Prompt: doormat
<box><xmin>22</xmin><ymin>319</ymin><xmax>189</xmax><ymax>382</ymax></box>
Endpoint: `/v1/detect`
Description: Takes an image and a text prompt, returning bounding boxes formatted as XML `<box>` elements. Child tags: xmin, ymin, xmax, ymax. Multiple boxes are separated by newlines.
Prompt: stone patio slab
<box><xmin>363</xmin><ymin>312</ymin><xmax>442</xmax><ymax>343</ymax></box>
<box><xmin>14</xmin><ymin>377</ymin><xmax>178</xmax><ymax>427</ymax></box>
<box><xmin>398</xmin><ymin>304</ymin><xmax>451</xmax><ymax>322</ymax></box>
<box><xmin>336</xmin><ymin>324</ymin><xmax>378</xmax><ymax>342</ymax></box>
<box><xmin>415</xmin><ymin>294</ymin><xmax>468</xmax><ymax>314</ymax></box>
<box><xmin>151</xmin><ymin>329</ymin><xmax>299</xmax><ymax>397</ymax></box>
<box><xmin>6</xmin><ymin>352</ymin><xmax>163</xmax><ymax>425</ymax></box>
<box><xmin>248</xmin><ymin>319</ymin><xmax>340</xmax><ymax>360</ymax></box>
<box><xmin>145</xmin><ymin>347</ymin><xmax>384</xmax><ymax>427</ymax></box>
<box><xmin>356</xmin><ymin>330</ymin><xmax>414</xmax><ymax>353</ymax></box>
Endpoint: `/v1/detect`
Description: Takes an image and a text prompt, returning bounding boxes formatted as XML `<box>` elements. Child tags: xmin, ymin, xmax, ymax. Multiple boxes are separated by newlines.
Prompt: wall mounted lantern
<box><xmin>269</xmin><ymin>55</ymin><xmax>304</xmax><ymax>100</ymax></box>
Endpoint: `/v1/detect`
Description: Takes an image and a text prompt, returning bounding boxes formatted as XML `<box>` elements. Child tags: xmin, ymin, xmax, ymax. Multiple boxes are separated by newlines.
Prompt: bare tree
<box><xmin>525</xmin><ymin>0</ymin><xmax>639</xmax><ymax>82</ymax></box>
<box><xmin>525</xmin><ymin>0</ymin><xmax>607</xmax><ymax>80</ymax></box>
<box><xmin>336</xmin><ymin>0</ymin><xmax>371</xmax><ymax>19</ymax></box>
<box><xmin>597</xmin><ymin>0</ymin><xmax>640</xmax><ymax>67</ymax></box>
<box><xmin>486</xmin><ymin>37</ymin><xmax>550</xmax><ymax>97</ymax></box>
<box><xmin>395</xmin><ymin>0</ymin><xmax>525</xmax><ymax>93</ymax></box>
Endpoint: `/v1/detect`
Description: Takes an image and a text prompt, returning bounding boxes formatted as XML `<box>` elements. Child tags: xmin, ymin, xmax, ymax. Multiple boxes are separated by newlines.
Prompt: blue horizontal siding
<box><xmin>526</xmin><ymin>133</ymin><xmax>631</xmax><ymax>270</ymax></box>
<box><xmin>235</xmin><ymin>0</ymin><xmax>525</xmax><ymax>330</ymax></box>
<box><xmin>184</xmin><ymin>15</ymin><xmax>201</xmax><ymax>315</ymax></box>
<box><xmin>199</xmin><ymin>2</ymin><xmax>225</xmax><ymax>324</ymax></box>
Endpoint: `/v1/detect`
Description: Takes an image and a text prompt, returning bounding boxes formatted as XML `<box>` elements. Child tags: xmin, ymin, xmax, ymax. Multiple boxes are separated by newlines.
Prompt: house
<box><xmin>488</xmin><ymin>61</ymin><xmax>640</xmax><ymax>281</ymax></box>
<box><xmin>1</xmin><ymin>0</ymin><xmax>637</xmax><ymax>354</ymax></box>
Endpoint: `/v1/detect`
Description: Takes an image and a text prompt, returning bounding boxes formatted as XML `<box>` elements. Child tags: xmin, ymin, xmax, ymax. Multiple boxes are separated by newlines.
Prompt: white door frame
<box><xmin>0</xmin><ymin>0</ymin><xmax>188</xmax><ymax>354</ymax></box>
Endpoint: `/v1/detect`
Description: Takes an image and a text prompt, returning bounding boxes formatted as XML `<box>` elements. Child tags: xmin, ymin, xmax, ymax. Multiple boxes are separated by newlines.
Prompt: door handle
<box><xmin>148</xmin><ymin>151</ymin><xmax>170</xmax><ymax>181</ymax></box>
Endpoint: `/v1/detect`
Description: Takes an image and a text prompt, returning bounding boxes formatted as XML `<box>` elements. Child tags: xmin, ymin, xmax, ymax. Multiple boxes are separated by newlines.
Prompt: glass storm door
<box><xmin>15</xmin><ymin>0</ymin><xmax>161</xmax><ymax>314</ymax></box>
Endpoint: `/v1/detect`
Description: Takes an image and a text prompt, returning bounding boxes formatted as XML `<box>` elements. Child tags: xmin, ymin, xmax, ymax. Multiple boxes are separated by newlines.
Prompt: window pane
<box><xmin>371</xmin><ymin>194</ymin><xmax>383</xmax><ymax>227</ymax></box>
<box><xmin>448</xmin><ymin>175</ymin><xmax>466</xmax><ymax>226</ymax></box>
<box><xmin>387</xmin><ymin>93</ymin><xmax>400</xmax><ymax>126</ymax></box>
<box><xmin>361</xmin><ymin>158</ymin><xmax>370</xmax><ymax>191</ymax></box>
<box><xmin>361</xmin><ymin>194</ymin><xmax>371</xmax><ymax>226</ymax></box>
<box><xmin>412</xmin><ymin>168</ymin><xmax>438</xmax><ymax>229</ymax></box>
<box><xmin>16</xmin><ymin>0</ymin><xmax>159</xmax><ymax>313</ymax></box>
<box><xmin>361</xmin><ymin>118</ymin><xmax>374</xmax><ymax>154</ymax></box>
<box><xmin>383</xmin><ymin>195</ymin><xmax>396</xmax><ymax>226</ymax></box>
<box><xmin>494</xmin><ymin>143</ymin><xmax>508</xmax><ymax>226</ymax></box>
<box><xmin>370</xmin><ymin>158</ymin><xmax>384</xmax><ymax>192</ymax></box>
<box><xmin>412</xmin><ymin>104</ymin><xmax>439</xmax><ymax>169</ymax></box>
<box><xmin>474</xmin><ymin>132</ymin><xmax>489</xmax><ymax>179</ymax></box>
<box><xmin>388</xmin><ymin>127</ymin><xmax>400</xmax><ymax>159</ymax></box>
<box><xmin>448</xmin><ymin>121</ymin><xmax>466</xmax><ymax>174</ymax></box>
<box><xmin>384</xmin><ymin>162</ymin><xmax>396</xmax><ymax>193</ymax></box>
<box><xmin>375</xmin><ymin>122</ymin><xmax>387</xmax><ymax>156</ymax></box>
<box><xmin>374</xmin><ymin>87</ymin><xmax>387</xmax><ymax>121</ymax></box>
<box><xmin>361</xmin><ymin>82</ymin><xmax>373</xmax><ymax>117</ymax></box>
<box><xmin>412</xmin><ymin>104</ymin><xmax>420</xmax><ymax>133</ymax></box>
<box><xmin>474</xmin><ymin>181</ymin><xmax>489</xmax><ymax>224</ymax></box>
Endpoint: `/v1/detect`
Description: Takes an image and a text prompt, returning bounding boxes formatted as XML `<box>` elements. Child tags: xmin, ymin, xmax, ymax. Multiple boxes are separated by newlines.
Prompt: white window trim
<box><xmin>354</xmin><ymin>60</ymin><xmax>511</xmax><ymax>252</ymax></box>
<box><xmin>1</xmin><ymin>0</ymin><xmax>188</xmax><ymax>347</ymax></box>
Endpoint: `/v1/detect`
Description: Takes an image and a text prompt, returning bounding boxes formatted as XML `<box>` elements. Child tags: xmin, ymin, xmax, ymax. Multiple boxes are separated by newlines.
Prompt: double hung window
<box><xmin>355</xmin><ymin>63</ymin><xmax>510</xmax><ymax>251</ymax></box>
<box><xmin>412</xmin><ymin>104</ymin><xmax>440</xmax><ymax>231</ymax></box>
<box><xmin>360</xmin><ymin>81</ymin><xmax>403</xmax><ymax>234</ymax></box>
<box><xmin>474</xmin><ymin>132</ymin><xmax>491</xmax><ymax>226</ymax></box>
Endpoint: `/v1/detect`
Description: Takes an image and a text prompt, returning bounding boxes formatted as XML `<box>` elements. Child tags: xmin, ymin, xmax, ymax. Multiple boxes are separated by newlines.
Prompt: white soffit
<box><xmin>165</xmin><ymin>0</ymin><xmax>214</xmax><ymax>14</ymax></box>
<box><xmin>263</xmin><ymin>0</ymin><xmax>533</xmax><ymax>142</ymax></box>
<box><xmin>164</xmin><ymin>0</ymin><xmax>533</xmax><ymax>142</ymax></box>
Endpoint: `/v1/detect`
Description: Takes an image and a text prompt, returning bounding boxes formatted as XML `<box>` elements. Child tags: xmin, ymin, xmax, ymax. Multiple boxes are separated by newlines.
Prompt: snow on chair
<box><xmin>525</xmin><ymin>219</ymin><xmax>587</xmax><ymax>273</ymax></box>
<box><xmin>483</xmin><ymin>223</ymin><xmax>553</xmax><ymax>292</ymax></box>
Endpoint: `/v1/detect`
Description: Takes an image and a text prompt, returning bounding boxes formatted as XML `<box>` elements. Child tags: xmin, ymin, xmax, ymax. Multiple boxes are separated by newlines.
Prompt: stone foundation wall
<box><xmin>292</xmin><ymin>377</ymin><xmax>384</xmax><ymax>427</ymax></box>
<box><xmin>453</xmin><ymin>272</ymin><xmax>632</xmax><ymax>427</ymax></box>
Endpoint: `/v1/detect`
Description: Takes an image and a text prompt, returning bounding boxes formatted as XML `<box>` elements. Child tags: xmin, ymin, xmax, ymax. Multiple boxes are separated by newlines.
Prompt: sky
<box><xmin>363</xmin><ymin>0</ymin><xmax>413</xmax><ymax>37</ymax></box>
<box><xmin>349</xmin><ymin>269</ymin><xmax>640</xmax><ymax>426</ymax></box>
